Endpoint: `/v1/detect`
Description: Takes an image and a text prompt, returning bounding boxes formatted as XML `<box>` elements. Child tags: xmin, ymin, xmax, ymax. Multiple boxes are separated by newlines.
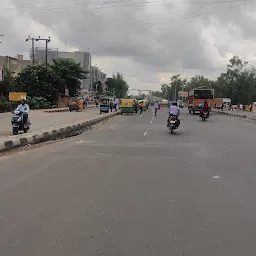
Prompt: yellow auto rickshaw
<box><xmin>120</xmin><ymin>99</ymin><xmax>135</xmax><ymax>115</ymax></box>
<box><xmin>69</xmin><ymin>97</ymin><xmax>83</xmax><ymax>112</ymax></box>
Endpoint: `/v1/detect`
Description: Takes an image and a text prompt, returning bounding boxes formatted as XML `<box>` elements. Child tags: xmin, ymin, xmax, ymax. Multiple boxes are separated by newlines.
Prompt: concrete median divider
<box><xmin>0</xmin><ymin>111</ymin><xmax>119</xmax><ymax>153</ymax></box>
<box><xmin>212</xmin><ymin>109</ymin><xmax>248</xmax><ymax>119</ymax></box>
<box><xmin>44</xmin><ymin>105</ymin><xmax>95</xmax><ymax>113</ymax></box>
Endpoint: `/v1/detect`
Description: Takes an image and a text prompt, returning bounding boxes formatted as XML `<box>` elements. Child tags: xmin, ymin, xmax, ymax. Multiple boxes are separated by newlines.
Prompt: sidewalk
<box><xmin>0</xmin><ymin>108</ymin><xmax>104</xmax><ymax>139</ymax></box>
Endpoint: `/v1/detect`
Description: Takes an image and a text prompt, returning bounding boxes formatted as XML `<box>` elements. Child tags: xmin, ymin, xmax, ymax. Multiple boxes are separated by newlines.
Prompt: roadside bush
<box><xmin>26</xmin><ymin>96</ymin><xmax>52</xmax><ymax>109</ymax></box>
<box><xmin>0</xmin><ymin>95</ymin><xmax>52</xmax><ymax>112</ymax></box>
<box><xmin>0</xmin><ymin>95</ymin><xmax>16</xmax><ymax>112</ymax></box>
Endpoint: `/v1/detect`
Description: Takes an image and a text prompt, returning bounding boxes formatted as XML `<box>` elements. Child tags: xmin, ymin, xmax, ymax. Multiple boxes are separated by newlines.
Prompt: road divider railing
<box><xmin>0</xmin><ymin>111</ymin><xmax>119</xmax><ymax>153</ymax></box>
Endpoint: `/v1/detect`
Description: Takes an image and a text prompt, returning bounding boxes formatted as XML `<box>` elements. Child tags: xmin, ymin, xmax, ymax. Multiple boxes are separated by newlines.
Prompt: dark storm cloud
<box><xmin>4</xmin><ymin>0</ymin><xmax>256</xmax><ymax>82</ymax></box>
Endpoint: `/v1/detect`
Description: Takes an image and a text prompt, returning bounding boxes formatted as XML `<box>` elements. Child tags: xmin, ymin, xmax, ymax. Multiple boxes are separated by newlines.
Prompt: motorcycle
<box><xmin>201</xmin><ymin>111</ymin><xmax>209</xmax><ymax>121</ymax></box>
<box><xmin>11</xmin><ymin>110</ymin><xmax>31</xmax><ymax>135</ymax></box>
<box><xmin>167</xmin><ymin>115</ymin><xmax>179</xmax><ymax>134</ymax></box>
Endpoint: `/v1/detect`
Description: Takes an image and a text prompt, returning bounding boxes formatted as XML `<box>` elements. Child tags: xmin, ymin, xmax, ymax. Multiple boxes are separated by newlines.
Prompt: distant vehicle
<box><xmin>188</xmin><ymin>88</ymin><xmax>214</xmax><ymax>114</ymax></box>
<box><xmin>178</xmin><ymin>100</ymin><xmax>184</xmax><ymax>108</ymax></box>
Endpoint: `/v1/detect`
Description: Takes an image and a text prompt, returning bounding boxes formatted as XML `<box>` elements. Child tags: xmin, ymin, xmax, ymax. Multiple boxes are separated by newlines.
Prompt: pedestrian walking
<box><xmin>139</xmin><ymin>101</ymin><xmax>144</xmax><ymax>115</ymax></box>
<box><xmin>153</xmin><ymin>101</ymin><xmax>158</xmax><ymax>116</ymax></box>
<box><xmin>133</xmin><ymin>100</ymin><xmax>138</xmax><ymax>114</ymax></box>
<box><xmin>114</xmin><ymin>98</ymin><xmax>119</xmax><ymax>112</ymax></box>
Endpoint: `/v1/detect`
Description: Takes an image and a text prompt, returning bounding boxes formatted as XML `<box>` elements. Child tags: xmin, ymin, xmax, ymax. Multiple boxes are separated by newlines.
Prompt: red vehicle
<box><xmin>188</xmin><ymin>88</ymin><xmax>214</xmax><ymax>114</ymax></box>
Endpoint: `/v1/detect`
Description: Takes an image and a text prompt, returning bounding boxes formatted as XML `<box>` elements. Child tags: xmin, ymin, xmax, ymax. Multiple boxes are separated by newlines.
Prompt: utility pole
<box><xmin>26</xmin><ymin>36</ymin><xmax>36</xmax><ymax>65</ymax></box>
<box><xmin>35</xmin><ymin>36</ymin><xmax>51</xmax><ymax>70</ymax></box>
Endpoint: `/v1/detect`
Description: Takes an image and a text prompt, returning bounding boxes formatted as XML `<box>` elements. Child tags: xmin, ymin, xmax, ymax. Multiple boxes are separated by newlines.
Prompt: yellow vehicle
<box><xmin>69</xmin><ymin>97</ymin><xmax>83</xmax><ymax>112</ymax></box>
<box><xmin>120</xmin><ymin>99</ymin><xmax>135</xmax><ymax>115</ymax></box>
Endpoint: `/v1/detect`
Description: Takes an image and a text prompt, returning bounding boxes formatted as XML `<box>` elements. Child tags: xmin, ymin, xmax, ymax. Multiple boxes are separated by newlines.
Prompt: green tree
<box><xmin>14</xmin><ymin>65</ymin><xmax>64</xmax><ymax>103</ymax></box>
<box><xmin>185</xmin><ymin>75</ymin><xmax>214</xmax><ymax>91</ymax></box>
<box><xmin>0</xmin><ymin>68</ymin><xmax>15</xmax><ymax>97</ymax></box>
<box><xmin>51</xmin><ymin>59</ymin><xmax>89</xmax><ymax>96</ymax></box>
<box><xmin>105</xmin><ymin>72</ymin><xmax>129</xmax><ymax>98</ymax></box>
<box><xmin>152</xmin><ymin>91</ymin><xmax>163</xmax><ymax>98</ymax></box>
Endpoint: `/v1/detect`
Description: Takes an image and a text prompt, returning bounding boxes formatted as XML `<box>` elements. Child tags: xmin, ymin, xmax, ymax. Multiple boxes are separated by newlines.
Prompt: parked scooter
<box><xmin>11</xmin><ymin>110</ymin><xmax>31</xmax><ymax>135</ymax></box>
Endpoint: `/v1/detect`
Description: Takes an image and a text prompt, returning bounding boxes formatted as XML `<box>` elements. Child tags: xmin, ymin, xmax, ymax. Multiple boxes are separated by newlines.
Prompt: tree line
<box><xmin>0</xmin><ymin>59</ymin><xmax>129</xmax><ymax>111</ymax></box>
<box><xmin>153</xmin><ymin>56</ymin><xmax>256</xmax><ymax>105</ymax></box>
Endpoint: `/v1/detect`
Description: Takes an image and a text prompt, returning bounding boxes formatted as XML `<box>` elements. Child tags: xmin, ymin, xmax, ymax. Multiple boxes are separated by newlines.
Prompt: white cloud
<box><xmin>1</xmin><ymin>0</ymin><xmax>256</xmax><ymax>89</ymax></box>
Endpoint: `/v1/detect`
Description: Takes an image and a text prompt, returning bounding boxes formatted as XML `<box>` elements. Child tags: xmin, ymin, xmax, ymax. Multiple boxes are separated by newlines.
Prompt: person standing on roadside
<box><xmin>139</xmin><ymin>101</ymin><xmax>144</xmax><ymax>115</ymax></box>
<box><xmin>153</xmin><ymin>101</ymin><xmax>158</xmax><ymax>116</ymax></box>
<box><xmin>109</xmin><ymin>100</ymin><xmax>114</xmax><ymax>112</ymax></box>
<box><xmin>114</xmin><ymin>98</ymin><xmax>119</xmax><ymax>112</ymax></box>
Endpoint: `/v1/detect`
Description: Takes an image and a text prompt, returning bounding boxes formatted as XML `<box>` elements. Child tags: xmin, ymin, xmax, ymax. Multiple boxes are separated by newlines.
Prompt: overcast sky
<box><xmin>0</xmin><ymin>0</ymin><xmax>255</xmax><ymax>90</ymax></box>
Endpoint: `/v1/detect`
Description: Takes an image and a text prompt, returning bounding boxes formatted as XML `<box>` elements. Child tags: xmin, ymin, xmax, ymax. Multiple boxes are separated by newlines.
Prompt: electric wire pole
<box><xmin>36</xmin><ymin>36</ymin><xmax>51</xmax><ymax>70</ymax></box>
<box><xmin>26</xmin><ymin>36</ymin><xmax>36</xmax><ymax>65</ymax></box>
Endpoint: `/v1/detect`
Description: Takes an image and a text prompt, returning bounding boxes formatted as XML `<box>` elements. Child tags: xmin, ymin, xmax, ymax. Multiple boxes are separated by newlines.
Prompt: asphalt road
<box><xmin>0</xmin><ymin>108</ymin><xmax>256</xmax><ymax>255</ymax></box>
<box><xmin>0</xmin><ymin>108</ymin><xmax>100</xmax><ymax>138</ymax></box>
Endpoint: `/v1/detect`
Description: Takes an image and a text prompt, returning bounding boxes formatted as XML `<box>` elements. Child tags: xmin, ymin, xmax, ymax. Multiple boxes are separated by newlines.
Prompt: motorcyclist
<box><xmin>200</xmin><ymin>100</ymin><xmax>209</xmax><ymax>118</ymax></box>
<box><xmin>15</xmin><ymin>99</ymin><xmax>29</xmax><ymax>125</ymax></box>
<box><xmin>168</xmin><ymin>101</ymin><xmax>180</xmax><ymax>126</ymax></box>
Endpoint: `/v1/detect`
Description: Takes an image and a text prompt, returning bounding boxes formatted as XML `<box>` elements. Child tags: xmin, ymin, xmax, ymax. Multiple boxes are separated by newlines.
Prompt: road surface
<box><xmin>0</xmin><ymin>108</ymin><xmax>101</xmax><ymax>138</ymax></box>
<box><xmin>0</xmin><ymin>108</ymin><xmax>255</xmax><ymax>255</ymax></box>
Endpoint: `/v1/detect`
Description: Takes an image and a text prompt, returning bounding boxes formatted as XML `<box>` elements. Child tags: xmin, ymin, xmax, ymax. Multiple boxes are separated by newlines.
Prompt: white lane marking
<box><xmin>144</xmin><ymin>132</ymin><xmax>147</xmax><ymax>136</ymax></box>
<box><xmin>73</xmin><ymin>140</ymin><xmax>93</xmax><ymax>144</ymax></box>
<box><xmin>150</xmin><ymin>121</ymin><xmax>152</xmax><ymax>123</ymax></box>
<box><xmin>152</xmin><ymin>117</ymin><xmax>154</xmax><ymax>120</ymax></box>
<box><xmin>213</xmin><ymin>176</ymin><xmax>220</xmax><ymax>179</ymax></box>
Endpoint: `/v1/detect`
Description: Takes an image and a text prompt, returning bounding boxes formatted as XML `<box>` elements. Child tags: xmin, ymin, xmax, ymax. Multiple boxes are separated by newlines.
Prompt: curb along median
<box><xmin>44</xmin><ymin>105</ymin><xmax>96</xmax><ymax>113</ymax></box>
<box><xmin>211</xmin><ymin>109</ymin><xmax>256</xmax><ymax>120</ymax></box>
<box><xmin>0</xmin><ymin>112</ymin><xmax>119</xmax><ymax>153</ymax></box>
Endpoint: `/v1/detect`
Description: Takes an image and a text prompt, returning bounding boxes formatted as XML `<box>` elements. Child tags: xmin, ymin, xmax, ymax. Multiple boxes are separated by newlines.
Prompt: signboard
<box><xmin>9</xmin><ymin>92</ymin><xmax>27</xmax><ymax>101</ymax></box>
<box><xmin>178</xmin><ymin>91</ymin><xmax>188</xmax><ymax>97</ymax></box>
<box><xmin>0</xmin><ymin>67</ymin><xmax>3</xmax><ymax>82</ymax></box>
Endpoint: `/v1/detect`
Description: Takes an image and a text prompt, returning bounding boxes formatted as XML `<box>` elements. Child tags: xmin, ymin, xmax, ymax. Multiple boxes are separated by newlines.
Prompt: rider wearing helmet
<box><xmin>15</xmin><ymin>99</ymin><xmax>29</xmax><ymax>125</ymax></box>
<box><xmin>168</xmin><ymin>101</ymin><xmax>180</xmax><ymax>126</ymax></box>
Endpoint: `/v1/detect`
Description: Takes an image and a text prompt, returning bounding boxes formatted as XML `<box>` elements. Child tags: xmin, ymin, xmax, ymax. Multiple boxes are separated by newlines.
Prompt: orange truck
<box><xmin>188</xmin><ymin>88</ymin><xmax>214</xmax><ymax>114</ymax></box>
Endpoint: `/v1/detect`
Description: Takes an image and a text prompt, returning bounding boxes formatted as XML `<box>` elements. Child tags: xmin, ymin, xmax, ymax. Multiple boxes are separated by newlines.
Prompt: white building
<box><xmin>58</xmin><ymin>51</ymin><xmax>91</xmax><ymax>91</ymax></box>
<box><xmin>91</xmin><ymin>65</ymin><xmax>107</xmax><ymax>92</ymax></box>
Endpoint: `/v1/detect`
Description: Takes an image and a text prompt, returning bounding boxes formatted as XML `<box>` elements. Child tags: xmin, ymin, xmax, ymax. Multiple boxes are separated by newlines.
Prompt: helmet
<box><xmin>172</xmin><ymin>101</ymin><xmax>177</xmax><ymax>106</ymax></box>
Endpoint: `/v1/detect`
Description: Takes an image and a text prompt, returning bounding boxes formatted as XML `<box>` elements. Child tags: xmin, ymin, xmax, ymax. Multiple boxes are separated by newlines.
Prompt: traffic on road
<box><xmin>0</xmin><ymin>98</ymin><xmax>256</xmax><ymax>255</ymax></box>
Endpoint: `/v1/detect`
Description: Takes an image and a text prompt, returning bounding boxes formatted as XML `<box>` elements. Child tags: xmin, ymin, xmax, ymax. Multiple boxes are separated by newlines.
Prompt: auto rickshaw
<box><xmin>100</xmin><ymin>98</ymin><xmax>110</xmax><ymax>114</ymax></box>
<box><xmin>69</xmin><ymin>97</ymin><xmax>83</xmax><ymax>112</ymax></box>
<box><xmin>120</xmin><ymin>99</ymin><xmax>134</xmax><ymax>115</ymax></box>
